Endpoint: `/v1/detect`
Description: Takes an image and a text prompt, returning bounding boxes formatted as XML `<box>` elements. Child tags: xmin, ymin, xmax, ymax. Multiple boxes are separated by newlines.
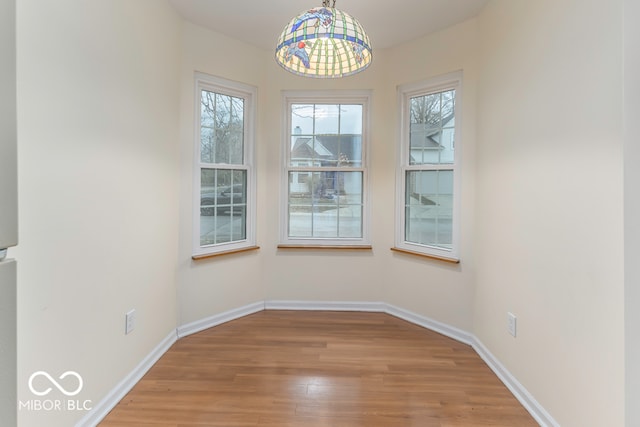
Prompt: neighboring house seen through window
<box><xmin>396</xmin><ymin>72</ymin><xmax>461</xmax><ymax>261</ymax></box>
<box><xmin>281</xmin><ymin>92</ymin><xmax>370</xmax><ymax>246</ymax></box>
<box><xmin>194</xmin><ymin>73</ymin><xmax>256</xmax><ymax>257</ymax></box>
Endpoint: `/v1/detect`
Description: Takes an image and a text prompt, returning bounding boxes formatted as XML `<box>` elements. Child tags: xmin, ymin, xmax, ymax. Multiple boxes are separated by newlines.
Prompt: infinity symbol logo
<box><xmin>28</xmin><ymin>371</ymin><xmax>84</xmax><ymax>397</ymax></box>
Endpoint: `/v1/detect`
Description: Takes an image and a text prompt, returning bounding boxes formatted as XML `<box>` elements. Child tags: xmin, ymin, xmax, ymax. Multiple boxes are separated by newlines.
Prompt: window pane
<box><xmin>200</xmin><ymin>90</ymin><xmax>244</xmax><ymax>164</ymax></box>
<box><xmin>291</xmin><ymin>104</ymin><xmax>315</xmax><ymax>136</ymax></box>
<box><xmin>409</xmin><ymin>89</ymin><xmax>455</xmax><ymax>165</ymax></box>
<box><xmin>439</xmin><ymin>129</ymin><xmax>455</xmax><ymax>164</ymax></box>
<box><xmin>288</xmin><ymin>171</ymin><xmax>363</xmax><ymax>238</ymax></box>
<box><xmin>442</xmin><ymin>91</ymin><xmax>455</xmax><ymax>128</ymax></box>
<box><xmin>422</xmin><ymin>93</ymin><xmax>441</xmax><ymax>134</ymax></box>
<box><xmin>339</xmin><ymin>104</ymin><xmax>363</xmax><ymax>135</ymax></box>
<box><xmin>315</xmin><ymin>104</ymin><xmax>339</xmax><ymax>134</ymax></box>
<box><xmin>200</xmin><ymin>168</ymin><xmax>247</xmax><ymax>246</ymax></box>
<box><xmin>405</xmin><ymin>170</ymin><xmax>453</xmax><ymax>249</ymax></box>
<box><xmin>200</xmin><ymin>127</ymin><xmax>214</xmax><ymax>164</ymax></box>
<box><xmin>290</xmin><ymin>103</ymin><xmax>363</xmax><ymax>167</ymax></box>
<box><xmin>337</xmin><ymin>136</ymin><xmax>362</xmax><ymax>168</ymax></box>
<box><xmin>228</xmin><ymin>130</ymin><xmax>244</xmax><ymax>165</ymax></box>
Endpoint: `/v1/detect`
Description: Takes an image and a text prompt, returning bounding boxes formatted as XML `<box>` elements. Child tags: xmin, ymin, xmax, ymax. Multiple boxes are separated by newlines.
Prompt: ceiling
<box><xmin>168</xmin><ymin>0</ymin><xmax>490</xmax><ymax>50</ymax></box>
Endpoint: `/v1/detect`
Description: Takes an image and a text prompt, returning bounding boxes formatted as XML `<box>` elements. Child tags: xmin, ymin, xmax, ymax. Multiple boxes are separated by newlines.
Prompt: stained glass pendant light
<box><xmin>275</xmin><ymin>0</ymin><xmax>372</xmax><ymax>78</ymax></box>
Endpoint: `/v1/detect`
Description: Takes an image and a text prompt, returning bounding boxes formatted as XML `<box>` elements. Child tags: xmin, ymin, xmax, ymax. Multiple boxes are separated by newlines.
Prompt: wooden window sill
<box><xmin>390</xmin><ymin>247</ymin><xmax>460</xmax><ymax>264</ymax></box>
<box><xmin>278</xmin><ymin>244</ymin><xmax>372</xmax><ymax>250</ymax></box>
<box><xmin>192</xmin><ymin>246</ymin><xmax>260</xmax><ymax>260</ymax></box>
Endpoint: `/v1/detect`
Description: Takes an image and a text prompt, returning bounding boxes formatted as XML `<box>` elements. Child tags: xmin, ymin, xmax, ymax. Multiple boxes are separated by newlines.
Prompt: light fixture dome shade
<box><xmin>275</xmin><ymin>7</ymin><xmax>372</xmax><ymax>78</ymax></box>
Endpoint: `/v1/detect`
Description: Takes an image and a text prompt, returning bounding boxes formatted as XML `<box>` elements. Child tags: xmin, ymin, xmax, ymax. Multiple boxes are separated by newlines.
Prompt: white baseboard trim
<box><xmin>385</xmin><ymin>303</ymin><xmax>474</xmax><ymax>346</ymax></box>
<box><xmin>265</xmin><ymin>300</ymin><xmax>386</xmax><ymax>312</ymax></box>
<box><xmin>264</xmin><ymin>301</ymin><xmax>471</xmax><ymax>345</ymax></box>
<box><xmin>176</xmin><ymin>301</ymin><xmax>265</xmax><ymax>338</ymax></box>
<box><xmin>75</xmin><ymin>330</ymin><xmax>178</xmax><ymax>427</ymax></box>
<box><xmin>78</xmin><ymin>300</ymin><xmax>558</xmax><ymax>427</ymax></box>
<box><xmin>472</xmin><ymin>338</ymin><xmax>559</xmax><ymax>427</ymax></box>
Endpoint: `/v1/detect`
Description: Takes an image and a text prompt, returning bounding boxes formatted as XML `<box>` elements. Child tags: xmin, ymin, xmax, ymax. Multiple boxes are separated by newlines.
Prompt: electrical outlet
<box><xmin>507</xmin><ymin>312</ymin><xmax>517</xmax><ymax>337</ymax></box>
<box><xmin>125</xmin><ymin>309</ymin><xmax>136</xmax><ymax>335</ymax></box>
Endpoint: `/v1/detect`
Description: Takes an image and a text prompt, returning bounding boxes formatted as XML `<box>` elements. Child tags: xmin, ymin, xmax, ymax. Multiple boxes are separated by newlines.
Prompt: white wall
<box><xmin>260</xmin><ymin>35</ymin><xmax>387</xmax><ymax>305</ymax></box>
<box><xmin>475</xmin><ymin>1</ymin><xmax>624</xmax><ymax>426</ymax></box>
<box><xmin>12</xmin><ymin>1</ymin><xmax>630</xmax><ymax>426</ymax></box>
<box><xmin>175</xmin><ymin>23</ymin><xmax>267</xmax><ymax>326</ymax></box>
<box><xmin>624</xmin><ymin>0</ymin><xmax>640</xmax><ymax>425</ymax></box>
<box><xmin>257</xmin><ymin>19</ymin><xmax>476</xmax><ymax>330</ymax></box>
<box><xmin>175</xmin><ymin>22</ymin><xmax>395</xmax><ymax>318</ymax></box>
<box><xmin>16</xmin><ymin>1</ymin><xmax>182</xmax><ymax>426</ymax></box>
<box><xmin>176</xmin><ymin>5</ymin><xmax>628</xmax><ymax>425</ymax></box>
<box><xmin>380</xmin><ymin>19</ymin><xmax>479</xmax><ymax>331</ymax></box>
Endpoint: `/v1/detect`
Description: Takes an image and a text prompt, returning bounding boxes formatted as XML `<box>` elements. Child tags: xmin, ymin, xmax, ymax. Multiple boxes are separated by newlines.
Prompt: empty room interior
<box><xmin>6</xmin><ymin>0</ymin><xmax>640</xmax><ymax>426</ymax></box>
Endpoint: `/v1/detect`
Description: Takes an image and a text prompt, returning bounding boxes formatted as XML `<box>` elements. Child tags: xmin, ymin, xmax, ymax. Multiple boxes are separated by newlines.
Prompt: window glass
<box><xmin>200</xmin><ymin>91</ymin><xmax>244</xmax><ymax>165</ymax></box>
<box><xmin>397</xmin><ymin>73</ymin><xmax>461</xmax><ymax>259</ymax></box>
<box><xmin>409</xmin><ymin>90</ymin><xmax>455</xmax><ymax>166</ymax></box>
<box><xmin>288</xmin><ymin>171</ymin><xmax>363</xmax><ymax>238</ymax></box>
<box><xmin>283</xmin><ymin>94</ymin><xmax>369</xmax><ymax>246</ymax></box>
<box><xmin>404</xmin><ymin>170</ymin><xmax>453</xmax><ymax>248</ymax></box>
<box><xmin>194</xmin><ymin>74</ymin><xmax>255</xmax><ymax>256</ymax></box>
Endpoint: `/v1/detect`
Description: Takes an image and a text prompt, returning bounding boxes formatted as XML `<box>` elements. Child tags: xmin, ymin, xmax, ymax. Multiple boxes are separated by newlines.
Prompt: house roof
<box><xmin>409</xmin><ymin>113</ymin><xmax>455</xmax><ymax>150</ymax></box>
<box><xmin>291</xmin><ymin>137</ymin><xmax>333</xmax><ymax>159</ymax></box>
<box><xmin>291</xmin><ymin>135</ymin><xmax>361</xmax><ymax>163</ymax></box>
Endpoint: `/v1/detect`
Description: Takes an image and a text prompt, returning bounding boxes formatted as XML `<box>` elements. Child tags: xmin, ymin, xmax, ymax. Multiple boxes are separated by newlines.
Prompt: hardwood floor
<box><xmin>99</xmin><ymin>311</ymin><xmax>538</xmax><ymax>426</ymax></box>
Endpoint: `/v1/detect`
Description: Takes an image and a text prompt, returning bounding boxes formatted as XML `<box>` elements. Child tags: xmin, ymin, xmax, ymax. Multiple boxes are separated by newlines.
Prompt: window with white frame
<box><xmin>194</xmin><ymin>73</ymin><xmax>256</xmax><ymax>257</ymax></box>
<box><xmin>281</xmin><ymin>92</ymin><xmax>370</xmax><ymax>246</ymax></box>
<box><xmin>396</xmin><ymin>72</ymin><xmax>461</xmax><ymax>261</ymax></box>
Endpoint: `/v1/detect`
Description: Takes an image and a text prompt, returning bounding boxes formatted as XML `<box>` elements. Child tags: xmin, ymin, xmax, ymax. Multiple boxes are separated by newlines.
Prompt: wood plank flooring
<box><xmin>99</xmin><ymin>311</ymin><xmax>538</xmax><ymax>426</ymax></box>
